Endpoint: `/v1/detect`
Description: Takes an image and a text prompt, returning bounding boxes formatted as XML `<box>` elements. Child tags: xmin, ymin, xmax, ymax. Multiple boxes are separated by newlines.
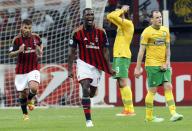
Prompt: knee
<box><xmin>118</xmin><ymin>79</ymin><xmax>127</xmax><ymax>88</ymax></box>
<box><xmin>28</xmin><ymin>81</ymin><xmax>39</xmax><ymax>93</ymax></box>
<box><xmin>89</xmin><ymin>86</ymin><xmax>97</xmax><ymax>98</ymax></box>
<box><xmin>89</xmin><ymin>93</ymin><xmax>95</xmax><ymax>98</ymax></box>
<box><xmin>82</xmin><ymin>87</ymin><xmax>90</xmax><ymax>97</ymax></box>
<box><xmin>148</xmin><ymin>88</ymin><xmax>157</xmax><ymax>94</ymax></box>
<box><xmin>19</xmin><ymin>91</ymin><xmax>28</xmax><ymax>98</ymax></box>
<box><xmin>80</xmin><ymin>80</ymin><xmax>91</xmax><ymax>97</ymax></box>
<box><xmin>164</xmin><ymin>83</ymin><xmax>173</xmax><ymax>90</ymax></box>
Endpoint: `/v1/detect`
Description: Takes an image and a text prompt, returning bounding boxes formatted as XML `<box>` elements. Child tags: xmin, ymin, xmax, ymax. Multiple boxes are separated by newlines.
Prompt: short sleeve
<box><xmin>102</xmin><ymin>30</ymin><xmax>109</xmax><ymax>47</ymax></box>
<box><xmin>69</xmin><ymin>31</ymin><xmax>78</xmax><ymax>48</ymax></box>
<box><xmin>166</xmin><ymin>29</ymin><xmax>170</xmax><ymax>44</ymax></box>
<box><xmin>140</xmin><ymin>29</ymin><xmax>149</xmax><ymax>45</ymax></box>
<box><xmin>9</xmin><ymin>37</ymin><xmax>19</xmax><ymax>52</ymax></box>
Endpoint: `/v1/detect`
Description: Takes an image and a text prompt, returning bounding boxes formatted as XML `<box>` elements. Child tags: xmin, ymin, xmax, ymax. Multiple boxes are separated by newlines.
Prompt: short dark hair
<box><xmin>83</xmin><ymin>8</ymin><xmax>93</xmax><ymax>15</ymax></box>
<box><xmin>150</xmin><ymin>10</ymin><xmax>161</xmax><ymax>18</ymax></box>
<box><xmin>22</xmin><ymin>19</ymin><xmax>32</xmax><ymax>25</ymax></box>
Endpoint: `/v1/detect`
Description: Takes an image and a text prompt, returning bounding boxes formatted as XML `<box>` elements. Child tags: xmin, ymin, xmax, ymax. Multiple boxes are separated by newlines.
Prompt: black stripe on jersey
<box><xmin>18</xmin><ymin>37</ymin><xmax>23</xmax><ymax>74</ymax></box>
<box><xmin>90</xmin><ymin>29</ymin><xmax>98</xmax><ymax>68</ymax></box>
<box><xmin>22</xmin><ymin>37</ymin><xmax>26</xmax><ymax>73</ymax></box>
<box><xmin>77</xmin><ymin>31</ymin><xmax>82</xmax><ymax>59</ymax></box>
<box><xmin>94</xmin><ymin>29</ymin><xmax>100</xmax><ymax>69</ymax></box>
<box><xmin>26</xmin><ymin>38</ymin><xmax>30</xmax><ymax>72</ymax></box>
<box><xmin>97</xmin><ymin>29</ymin><xmax>105</xmax><ymax>70</ymax></box>
<box><xmin>101</xmin><ymin>31</ymin><xmax>110</xmax><ymax>73</ymax></box>
<box><xmin>30</xmin><ymin>37</ymin><xmax>34</xmax><ymax>72</ymax></box>
<box><xmin>27</xmin><ymin>37</ymin><xmax>32</xmax><ymax>72</ymax></box>
<box><xmin>86</xmin><ymin>31</ymin><xmax>92</xmax><ymax>65</ymax></box>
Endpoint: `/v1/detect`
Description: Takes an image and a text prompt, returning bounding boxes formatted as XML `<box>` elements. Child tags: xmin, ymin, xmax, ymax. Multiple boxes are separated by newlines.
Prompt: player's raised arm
<box><xmin>107</xmin><ymin>5</ymin><xmax>132</xmax><ymax>27</ymax></box>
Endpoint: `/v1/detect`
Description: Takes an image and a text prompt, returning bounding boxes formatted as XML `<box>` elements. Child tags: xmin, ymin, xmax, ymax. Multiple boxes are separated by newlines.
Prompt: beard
<box><xmin>22</xmin><ymin>31</ymin><xmax>31</xmax><ymax>37</ymax></box>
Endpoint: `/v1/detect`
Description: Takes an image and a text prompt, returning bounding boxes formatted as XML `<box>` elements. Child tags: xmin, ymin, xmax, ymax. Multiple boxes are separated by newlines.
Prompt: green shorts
<box><xmin>112</xmin><ymin>57</ymin><xmax>131</xmax><ymax>78</ymax></box>
<box><xmin>145</xmin><ymin>66</ymin><xmax>172</xmax><ymax>88</ymax></box>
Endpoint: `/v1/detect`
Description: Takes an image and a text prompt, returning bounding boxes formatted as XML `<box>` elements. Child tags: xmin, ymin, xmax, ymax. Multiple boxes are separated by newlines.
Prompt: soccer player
<box><xmin>107</xmin><ymin>5</ymin><xmax>135</xmax><ymax>116</ymax></box>
<box><xmin>68</xmin><ymin>8</ymin><xmax>115</xmax><ymax>127</ymax></box>
<box><xmin>9</xmin><ymin>19</ymin><xmax>43</xmax><ymax>121</ymax></box>
<box><xmin>134</xmin><ymin>10</ymin><xmax>183</xmax><ymax>122</ymax></box>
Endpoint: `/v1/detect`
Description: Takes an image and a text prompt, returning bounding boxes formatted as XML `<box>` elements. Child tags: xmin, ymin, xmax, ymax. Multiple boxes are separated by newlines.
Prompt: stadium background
<box><xmin>0</xmin><ymin>0</ymin><xmax>191</xmax><ymax>108</ymax></box>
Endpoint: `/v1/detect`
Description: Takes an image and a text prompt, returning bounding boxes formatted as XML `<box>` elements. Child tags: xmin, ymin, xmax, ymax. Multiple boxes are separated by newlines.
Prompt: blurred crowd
<box><xmin>0</xmin><ymin>2</ymin><xmax>80</xmax><ymax>63</ymax></box>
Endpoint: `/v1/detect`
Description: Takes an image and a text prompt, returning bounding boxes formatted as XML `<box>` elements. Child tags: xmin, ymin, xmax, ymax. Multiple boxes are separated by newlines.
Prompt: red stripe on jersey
<box><xmin>98</xmin><ymin>30</ymin><xmax>107</xmax><ymax>72</ymax></box>
<box><xmin>80</xmin><ymin>30</ymin><xmax>89</xmax><ymax>63</ymax></box>
<box><xmin>100</xmin><ymin>30</ymin><xmax>110</xmax><ymax>73</ymax></box>
<box><xmin>74</xmin><ymin>26</ymin><xmax>110</xmax><ymax>73</ymax></box>
<box><xmin>94</xmin><ymin>29</ymin><xmax>102</xmax><ymax>69</ymax></box>
<box><xmin>18</xmin><ymin>37</ymin><xmax>23</xmax><ymax>74</ymax></box>
<box><xmin>86</xmin><ymin>31</ymin><xmax>94</xmax><ymax>66</ymax></box>
<box><xmin>90</xmin><ymin>29</ymin><xmax>97</xmax><ymax>67</ymax></box>
<box><xmin>84</xmin><ymin>109</ymin><xmax>91</xmax><ymax>114</ymax></box>
<box><xmin>28</xmin><ymin>37</ymin><xmax>33</xmax><ymax>72</ymax></box>
<box><xmin>24</xmin><ymin>38</ymin><xmax>28</xmax><ymax>73</ymax></box>
<box><xmin>76</xmin><ymin>31</ymin><xmax>83</xmax><ymax>60</ymax></box>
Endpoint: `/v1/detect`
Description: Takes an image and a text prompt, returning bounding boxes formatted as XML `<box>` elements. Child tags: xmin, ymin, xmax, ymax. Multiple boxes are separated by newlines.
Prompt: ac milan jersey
<box><xmin>11</xmin><ymin>33</ymin><xmax>42</xmax><ymax>74</ymax></box>
<box><xmin>69</xmin><ymin>25</ymin><xmax>110</xmax><ymax>73</ymax></box>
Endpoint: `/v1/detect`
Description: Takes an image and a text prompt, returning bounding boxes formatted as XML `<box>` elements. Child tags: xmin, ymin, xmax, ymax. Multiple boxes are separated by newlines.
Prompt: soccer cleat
<box><xmin>86</xmin><ymin>120</ymin><xmax>94</xmax><ymax>127</ymax></box>
<box><xmin>116</xmin><ymin>110</ymin><xmax>136</xmax><ymax>116</ymax></box>
<box><xmin>170</xmin><ymin>113</ymin><xmax>183</xmax><ymax>122</ymax></box>
<box><xmin>23</xmin><ymin>114</ymin><xmax>29</xmax><ymax>121</ymax></box>
<box><xmin>145</xmin><ymin>116</ymin><xmax>164</xmax><ymax>123</ymax></box>
<box><xmin>27</xmin><ymin>100</ymin><xmax>35</xmax><ymax>111</ymax></box>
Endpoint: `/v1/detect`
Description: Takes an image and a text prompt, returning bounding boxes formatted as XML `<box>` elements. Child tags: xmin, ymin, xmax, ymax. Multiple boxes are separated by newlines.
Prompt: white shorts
<box><xmin>15</xmin><ymin>70</ymin><xmax>40</xmax><ymax>91</ymax></box>
<box><xmin>76</xmin><ymin>59</ymin><xmax>101</xmax><ymax>87</ymax></box>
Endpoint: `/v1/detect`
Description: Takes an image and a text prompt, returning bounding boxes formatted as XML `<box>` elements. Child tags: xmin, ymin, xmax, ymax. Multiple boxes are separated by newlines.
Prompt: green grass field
<box><xmin>0</xmin><ymin>107</ymin><xmax>191</xmax><ymax>131</ymax></box>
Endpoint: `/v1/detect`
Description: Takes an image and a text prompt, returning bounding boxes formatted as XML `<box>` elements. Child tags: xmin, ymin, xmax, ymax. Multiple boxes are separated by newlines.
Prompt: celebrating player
<box><xmin>68</xmin><ymin>8</ymin><xmax>115</xmax><ymax>127</ymax></box>
<box><xmin>9</xmin><ymin>19</ymin><xmax>43</xmax><ymax>121</ymax></box>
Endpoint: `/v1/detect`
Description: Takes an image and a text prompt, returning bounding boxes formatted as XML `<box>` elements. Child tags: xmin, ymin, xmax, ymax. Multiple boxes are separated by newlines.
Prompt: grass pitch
<box><xmin>0</xmin><ymin>107</ymin><xmax>191</xmax><ymax>131</ymax></box>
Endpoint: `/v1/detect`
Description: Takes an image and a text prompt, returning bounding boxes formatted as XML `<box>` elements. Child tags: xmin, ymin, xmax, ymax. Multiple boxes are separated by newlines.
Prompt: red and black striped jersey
<box><xmin>69</xmin><ymin>25</ymin><xmax>110</xmax><ymax>73</ymax></box>
<box><xmin>10</xmin><ymin>33</ymin><xmax>42</xmax><ymax>74</ymax></box>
